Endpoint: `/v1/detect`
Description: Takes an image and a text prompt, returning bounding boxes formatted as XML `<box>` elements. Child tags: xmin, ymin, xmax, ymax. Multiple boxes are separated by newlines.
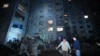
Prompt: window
<box><xmin>15</xmin><ymin>12</ymin><xmax>24</xmax><ymax>21</ymax></box>
<box><xmin>21</xmin><ymin>0</ymin><xmax>28</xmax><ymax>6</ymax></box>
<box><xmin>84</xmin><ymin>15</ymin><xmax>88</xmax><ymax>19</ymax></box>
<box><xmin>55</xmin><ymin>3</ymin><xmax>62</xmax><ymax>5</ymax></box>
<box><xmin>40</xmin><ymin>16</ymin><xmax>44</xmax><ymax>18</ymax></box>
<box><xmin>72</xmin><ymin>21</ymin><xmax>76</xmax><ymax>24</ymax></box>
<box><xmin>12</xmin><ymin>24</ymin><xmax>23</xmax><ymax>29</ymax></box>
<box><xmin>48</xmin><ymin>27</ymin><xmax>53</xmax><ymax>31</ymax></box>
<box><xmin>57</xmin><ymin>26</ymin><xmax>63</xmax><ymax>32</ymax></box>
<box><xmin>3</xmin><ymin>3</ymin><xmax>9</xmax><ymax>8</ymax></box>
<box><xmin>39</xmin><ymin>21</ymin><xmax>43</xmax><ymax>26</ymax></box>
<box><xmin>79</xmin><ymin>21</ymin><xmax>83</xmax><ymax>24</ymax></box>
<box><xmin>80</xmin><ymin>26</ymin><xmax>83</xmax><ymax>29</ymax></box>
<box><xmin>19</xmin><ymin>24</ymin><xmax>23</xmax><ymax>29</ymax></box>
<box><xmin>48</xmin><ymin>9</ymin><xmax>53</xmax><ymax>12</ymax></box>
<box><xmin>87</xmin><ymin>25</ymin><xmax>91</xmax><ymax>28</ymax></box>
<box><xmin>88</xmin><ymin>30</ymin><xmax>92</xmax><ymax>33</ymax></box>
<box><xmin>86</xmin><ymin>20</ymin><xmax>89</xmax><ymax>23</ymax></box>
<box><xmin>56</xmin><ymin>8</ymin><xmax>63</xmax><ymax>11</ymax></box>
<box><xmin>73</xmin><ymin>26</ymin><xmax>76</xmax><ymax>28</ymax></box>
<box><xmin>18</xmin><ymin>4</ymin><xmax>26</xmax><ymax>13</ymax></box>
<box><xmin>40</xmin><ymin>10</ymin><xmax>43</xmax><ymax>13</ymax></box>
<box><xmin>64</xmin><ymin>14</ymin><xmax>68</xmax><ymax>16</ymax></box>
<box><xmin>59</xmin><ymin>16</ymin><xmax>63</xmax><ymax>18</ymax></box>
<box><xmin>12</xmin><ymin>24</ymin><xmax>18</xmax><ymax>28</ymax></box>
<box><xmin>48</xmin><ymin>20</ymin><xmax>53</xmax><ymax>24</ymax></box>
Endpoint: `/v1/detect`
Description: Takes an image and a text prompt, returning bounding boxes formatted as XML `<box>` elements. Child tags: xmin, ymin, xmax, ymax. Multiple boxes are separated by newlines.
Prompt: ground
<box><xmin>0</xmin><ymin>43</ymin><xmax>100</xmax><ymax>56</ymax></box>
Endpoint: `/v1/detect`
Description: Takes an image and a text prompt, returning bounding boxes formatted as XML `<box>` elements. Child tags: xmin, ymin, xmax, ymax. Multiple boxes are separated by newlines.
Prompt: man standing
<box><xmin>56</xmin><ymin>38</ymin><xmax>71</xmax><ymax>56</ymax></box>
<box><xmin>72</xmin><ymin>37</ymin><xmax>81</xmax><ymax>56</ymax></box>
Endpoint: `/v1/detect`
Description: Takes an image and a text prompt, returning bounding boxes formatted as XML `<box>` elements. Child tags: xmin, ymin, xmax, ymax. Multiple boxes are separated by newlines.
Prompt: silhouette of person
<box><xmin>72</xmin><ymin>37</ymin><xmax>81</xmax><ymax>56</ymax></box>
<box><xmin>56</xmin><ymin>38</ymin><xmax>71</xmax><ymax>56</ymax></box>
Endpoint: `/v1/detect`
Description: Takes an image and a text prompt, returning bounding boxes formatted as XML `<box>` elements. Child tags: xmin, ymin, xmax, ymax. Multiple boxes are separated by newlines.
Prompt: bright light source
<box><xmin>48</xmin><ymin>27</ymin><xmax>53</xmax><ymax>31</ymax></box>
<box><xmin>3</xmin><ymin>4</ymin><xmax>9</xmax><ymax>8</ymax></box>
<box><xmin>57</xmin><ymin>26</ymin><xmax>63</xmax><ymax>32</ymax></box>
<box><xmin>84</xmin><ymin>15</ymin><xmax>88</xmax><ymax>19</ymax></box>
<box><xmin>64</xmin><ymin>14</ymin><xmax>68</xmax><ymax>16</ymax></box>
<box><xmin>48</xmin><ymin>20</ymin><xmax>53</xmax><ymax>24</ymax></box>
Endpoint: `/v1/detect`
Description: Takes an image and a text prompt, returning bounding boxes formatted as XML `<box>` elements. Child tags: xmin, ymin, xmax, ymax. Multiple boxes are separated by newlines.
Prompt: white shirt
<box><xmin>57</xmin><ymin>41</ymin><xmax>71</xmax><ymax>51</ymax></box>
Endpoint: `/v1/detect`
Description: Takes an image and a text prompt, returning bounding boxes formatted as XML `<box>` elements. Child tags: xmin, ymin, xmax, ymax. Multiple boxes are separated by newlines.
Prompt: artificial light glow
<box><xmin>3</xmin><ymin>4</ymin><xmax>9</xmax><ymax>8</ymax></box>
<box><xmin>84</xmin><ymin>15</ymin><xmax>88</xmax><ymax>19</ymax></box>
<box><xmin>48</xmin><ymin>20</ymin><xmax>53</xmax><ymax>24</ymax></box>
<box><xmin>5</xmin><ymin>27</ymin><xmax>23</xmax><ymax>42</ymax></box>
<box><xmin>48</xmin><ymin>27</ymin><xmax>53</xmax><ymax>31</ymax></box>
<box><xmin>64</xmin><ymin>14</ymin><xmax>68</xmax><ymax>16</ymax></box>
<box><xmin>57</xmin><ymin>27</ymin><xmax>63</xmax><ymax>32</ymax></box>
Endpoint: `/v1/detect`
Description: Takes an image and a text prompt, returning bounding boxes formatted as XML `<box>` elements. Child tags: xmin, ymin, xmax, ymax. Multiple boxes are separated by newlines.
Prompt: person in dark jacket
<box><xmin>72</xmin><ymin>37</ymin><xmax>81</xmax><ymax>56</ymax></box>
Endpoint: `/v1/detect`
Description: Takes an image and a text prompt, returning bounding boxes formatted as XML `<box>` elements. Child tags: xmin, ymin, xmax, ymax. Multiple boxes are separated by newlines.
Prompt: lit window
<box><xmin>48</xmin><ymin>27</ymin><xmax>53</xmax><ymax>31</ymax></box>
<box><xmin>57</xmin><ymin>26</ymin><xmax>63</xmax><ymax>32</ymax></box>
<box><xmin>18</xmin><ymin>4</ymin><xmax>26</xmax><ymax>12</ymax></box>
<box><xmin>3</xmin><ymin>4</ymin><xmax>9</xmax><ymax>8</ymax></box>
<box><xmin>84</xmin><ymin>15</ymin><xmax>88</xmax><ymax>19</ymax></box>
<box><xmin>64</xmin><ymin>14</ymin><xmax>68</xmax><ymax>16</ymax></box>
<box><xmin>48</xmin><ymin>20</ymin><xmax>53</xmax><ymax>24</ymax></box>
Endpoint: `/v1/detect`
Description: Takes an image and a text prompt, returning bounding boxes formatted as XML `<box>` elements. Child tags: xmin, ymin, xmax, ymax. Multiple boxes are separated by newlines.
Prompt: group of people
<box><xmin>56</xmin><ymin>37</ymin><xmax>81</xmax><ymax>56</ymax></box>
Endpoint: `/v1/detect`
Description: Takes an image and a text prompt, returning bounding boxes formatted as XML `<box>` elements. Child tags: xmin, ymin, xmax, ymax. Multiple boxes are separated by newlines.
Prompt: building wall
<box><xmin>0</xmin><ymin>0</ymin><xmax>31</xmax><ymax>43</ymax></box>
<box><xmin>0</xmin><ymin>0</ymin><xmax>17</xmax><ymax>43</ymax></box>
<box><xmin>27</xmin><ymin>0</ymin><xmax>65</xmax><ymax>42</ymax></box>
<box><xmin>63</xmin><ymin>0</ymin><xmax>93</xmax><ymax>41</ymax></box>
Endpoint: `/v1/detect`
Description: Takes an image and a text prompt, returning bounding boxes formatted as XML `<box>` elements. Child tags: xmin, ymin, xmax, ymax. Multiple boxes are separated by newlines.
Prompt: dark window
<box><xmin>40</xmin><ymin>16</ymin><xmax>44</xmax><ymax>18</ymax></box>
<box><xmin>86</xmin><ymin>20</ymin><xmax>89</xmax><ymax>23</ymax></box>
<box><xmin>21</xmin><ymin>0</ymin><xmax>28</xmax><ymax>6</ymax></box>
<box><xmin>73</xmin><ymin>26</ymin><xmax>76</xmax><ymax>28</ymax></box>
<box><xmin>40</xmin><ymin>10</ymin><xmax>43</xmax><ymax>13</ymax></box>
<box><xmin>15</xmin><ymin>12</ymin><xmax>24</xmax><ymax>21</ymax></box>
<box><xmin>80</xmin><ymin>26</ymin><xmax>83</xmax><ymax>29</ymax></box>
<box><xmin>72</xmin><ymin>21</ymin><xmax>76</xmax><ymax>24</ymax></box>
<box><xmin>87</xmin><ymin>25</ymin><xmax>91</xmax><ymax>28</ymax></box>
<box><xmin>12</xmin><ymin>24</ymin><xmax>23</xmax><ymax>29</ymax></box>
<box><xmin>88</xmin><ymin>30</ymin><xmax>92</xmax><ymax>33</ymax></box>
<box><xmin>80</xmin><ymin>30</ymin><xmax>84</xmax><ymax>34</ymax></box>
<box><xmin>56</xmin><ymin>8</ymin><xmax>63</xmax><ymax>11</ymax></box>
<box><xmin>55</xmin><ymin>3</ymin><xmax>62</xmax><ymax>5</ymax></box>
<box><xmin>39</xmin><ymin>21</ymin><xmax>43</xmax><ymax>25</ymax></box>
<box><xmin>59</xmin><ymin>16</ymin><xmax>63</xmax><ymax>18</ymax></box>
<box><xmin>12</xmin><ymin>24</ymin><xmax>18</xmax><ymax>28</ymax></box>
<box><xmin>79</xmin><ymin>21</ymin><xmax>83</xmax><ymax>24</ymax></box>
<box><xmin>19</xmin><ymin>24</ymin><xmax>23</xmax><ymax>29</ymax></box>
<box><xmin>48</xmin><ymin>9</ymin><xmax>53</xmax><ymax>12</ymax></box>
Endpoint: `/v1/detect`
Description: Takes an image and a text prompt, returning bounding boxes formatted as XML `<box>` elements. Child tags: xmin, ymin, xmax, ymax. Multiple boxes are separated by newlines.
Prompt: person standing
<box><xmin>56</xmin><ymin>38</ymin><xmax>71</xmax><ymax>56</ymax></box>
<box><xmin>72</xmin><ymin>37</ymin><xmax>81</xmax><ymax>56</ymax></box>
